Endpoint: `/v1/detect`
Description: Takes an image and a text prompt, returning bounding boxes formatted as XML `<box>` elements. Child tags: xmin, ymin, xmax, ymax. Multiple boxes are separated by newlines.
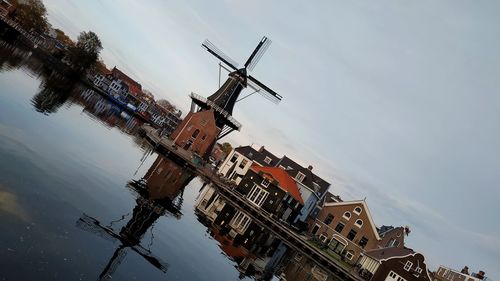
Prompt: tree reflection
<box><xmin>31</xmin><ymin>72</ymin><xmax>76</xmax><ymax>114</ymax></box>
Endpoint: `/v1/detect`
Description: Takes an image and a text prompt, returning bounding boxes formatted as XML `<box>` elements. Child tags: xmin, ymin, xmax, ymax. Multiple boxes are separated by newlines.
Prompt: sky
<box><xmin>42</xmin><ymin>0</ymin><xmax>500</xmax><ymax>277</ymax></box>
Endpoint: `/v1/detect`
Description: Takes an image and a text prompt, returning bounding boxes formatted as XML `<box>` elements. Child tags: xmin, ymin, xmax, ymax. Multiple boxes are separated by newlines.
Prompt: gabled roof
<box><xmin>278</xmin><ymin>156</ymin><xmax>331</xmax><ymax>195</ymax></box>
<box><xmin>234</xmin><ymin>145</ymin><xmax>280</xmax><ymax>166</ymax></box>
<box><xmin>250</xmin><ymin>164</ymin><xmax>304</xmax><ymax>205</ymax></box>
<box><xmin>111</xmin><ymin>67</ymin><xmax>142</xmax><ymax>90</ymax></box>
<box><xmin>323</xmin><ymin>200</ymin><xmax>381</xmax><ymax>240</ymax></box>
<box><xmin>364</xmin><ymin>247</ymin><xmax>415</xmax><ymax>261</ymax></box>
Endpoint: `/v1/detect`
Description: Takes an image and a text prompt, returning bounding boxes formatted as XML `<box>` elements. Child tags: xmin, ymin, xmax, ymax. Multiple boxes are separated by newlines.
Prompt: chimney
<box><xmin>308</xmin><ymin>165</ymin><xmax>313</xmax><ymax>171</ymax></box>
<box><xmin>476</xmin><ymin>271</ymin><xmax>485</xmax><ymax>280</ymax></box>
<box><xmin>461</xmin><ymin>266</ymin><xmax>469</xmax><ymax>275</ymax></box>
<box><xmin>259</xmin><ymin>146</ymin><xmax>265</xmax><ymax>152</ymax></box>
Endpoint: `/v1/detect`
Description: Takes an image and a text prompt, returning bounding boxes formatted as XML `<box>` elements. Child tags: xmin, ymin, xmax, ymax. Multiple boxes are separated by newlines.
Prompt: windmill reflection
<box><xmin>76</xmin><ymin>153</ymin><xmax>195</xmax><ymax>280</ymax></box>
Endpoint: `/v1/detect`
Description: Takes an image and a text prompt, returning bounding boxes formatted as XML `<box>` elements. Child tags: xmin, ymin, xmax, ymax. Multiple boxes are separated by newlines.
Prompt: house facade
<box><xmin>434</xmin><ymin>266</ymin><xmax>486</xmax><ymax>281</ymax></box>
<box><xmin>377</xmin><ymin>226</ymin><xmax>409</xmax><ymax>249</ymax></box>
<box><xmin>236</xmin><ymin>164</ymin><xmax>304</xmax><ymax>222</ymax></box>
<box><xmin>358</xmin><ymin>248</ymin><xmax>431</xmax><ymax>281</ymax></box>
<box><xmin>308</xmin><ymin>200</ymin><xmax>381</xmax><ymax>264</ymax></box>
<box><xmin>170</xmin><ymin>109</ymin><xmax>220</xmax><ymax>157</ymax></box>
<box><xmin>217</xmin><ymin>145</ymin><xmax>331</xmax><ymax>226</ymax></box>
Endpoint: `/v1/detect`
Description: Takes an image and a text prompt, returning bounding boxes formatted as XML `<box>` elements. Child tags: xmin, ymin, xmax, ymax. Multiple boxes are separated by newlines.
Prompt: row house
<box><xmin>309</xmin><ymin>200</ymin><xmax>382</xmax><ymax>264</ymax></box>
<box><xmin>217</xmin><ymin>145</ymin><xmax>331</xmax><ymax>226</ymax></box>
<box><xmin>358</xmin><ymin>247</ymin><xmax>431</xmax><ymax>281</ymax></box>
<box><xmin>236</xmin><ymin>164</ymin><xmax>304</xmax><ymax>222</ymax></box>
<box><xmin>434</xmin><ymin>266</ymin><xmax>488</xmax><ymax>281</ymax></box>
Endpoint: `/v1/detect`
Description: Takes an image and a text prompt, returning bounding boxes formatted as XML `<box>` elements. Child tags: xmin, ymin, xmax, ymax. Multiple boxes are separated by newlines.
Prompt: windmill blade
<box><xmin>248</xmin><ymin>75</ymin><xmax>282</xmax><ymax>104</ymax></box>
<box><xmin>244</xmin><ymin>36</ymin><xmax>272</xmax><ymax>72</ymax></box>
<box><xmin>131</xmin><ymin>244</ymin><xmax>169</xmax><ymax>273</ymax></box>
<box><xmin>202</xmin><ymin>39</ymin><xmax>239</xmax><ymax>70</ymax></box>
<box><xmin>98</xmin><ymin>246</ymin><xmax>128</xmax><ymax>281</ymax></box>
<box><xmin>76</xmin><ymin>214</ymin><xmax>121</xmax><ymax>242</ymax></box>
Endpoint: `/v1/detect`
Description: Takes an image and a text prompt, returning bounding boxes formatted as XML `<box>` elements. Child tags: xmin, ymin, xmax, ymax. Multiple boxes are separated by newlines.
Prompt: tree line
<box><xmin>6</xmin><ymin>0</ymin><xmax>103</xmax><ymax>73</ymax></box>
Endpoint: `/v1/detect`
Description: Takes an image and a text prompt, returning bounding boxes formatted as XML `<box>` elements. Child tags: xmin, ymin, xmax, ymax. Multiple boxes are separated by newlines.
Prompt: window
<box><xmin>319</xmin><ymin>234</ymin><xmax>328</xmax><ymax>243</ymax></box>
<box><xmin>230</xmin><ymin>211</ymin><xmax>251</xmax><ymax>232</ymax></box>
<box><xmin>311</xmin><ymin>224</ymin><xmax>321</xmax><ymax>235</ymax></box>
<box><xmin>191</xmin><ymin>129</ymin><xmax>200</xmax><ymax>138</ymax></box>
<box><xmin>261</xmin><ymin>178</ymin><xmax>270</xmax><ymax>187</ymax></box>
<box><xmin>200</xmin><ymin>119</ymin><xmax>208</xmax><ymax>126</ymax></box>
<box><xmin>404</xmin><ymin>261</ymin><xmax>413</xmax><ymax>271</ymax></box>
<box><xmin>323</xmin><ymin>214</ymin><xmax>334</xmax><ymax>225</ymax></box>
<box><xmin>387</xmin><ymin>271</ymin><xmax>407</xmax><ymax>281</ymax></box>
<box><xmin>335</xmin><ymin>222</ymin><xmax>345</xmax><ymax>233</ymax></box>
<box><xmin>294</xmin><ymin>253</ymin><xmax>303</xmax><ymax>261</ymax></box>
<box><xmin>345</xmin><ymin>251</ymin><xmax>354</xmax><ymax>260</ymax></box>
<box><xmin>295</xmin><ymin>172</ymin><xmax>305</xmax><ymax>182</ymax></box>
<box><xmin>247</xmin><ymin>184</ymin><xmax>269</xmax><ymax>207</ymax></box>
<box><xmin>239</xmin><ymin>159</ymin><xmax>248</xmax><ymax>169</ymax></box>
<box><xmin>230</xmin><ymin>154</ymin><xmax>238</xmax><ymax>163</ymax></box>
<box><xmin>264</xmin><ymin>156</ymin><xmax>272</xmax><ymax>164</ymax></box>
<box><xmin>343</xmin><ymin>212</ymin><xmax>351</xmax><ymax>220</ymax></box>
<box><xmin>358</xmin><ymin>236</ymin><xmax>368</xmax><ymax>248</ymax></box>
<box><xmin>416</xmin><ymin>267</ymin><xmax>422</xmax><ymax>274</ymax></box>
<box><xmin>346</xmin><ymin>229</ymin><xmax>357</xmax><ymax>241</ymax></box>
<box><xmin>354</xmin><ymin>207</ymin><xmax>362</xmax><ymax>215</ymax></box>
<box><xmin>355</xmin><ymin>219</ymin><xmax>363</xmax><ymax>227</ymax></box>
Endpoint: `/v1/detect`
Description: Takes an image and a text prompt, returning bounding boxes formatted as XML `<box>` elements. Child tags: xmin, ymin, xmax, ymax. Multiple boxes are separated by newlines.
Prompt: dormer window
<box><xmin>404</xmin><ymin>261</ymin><xmax>413</xmax><ymax>271</ymax></box>
<box><xmin>354</xmin><ymin>207</ymin><xmax>362</xmax><ymax>215</ymax></box>
<box><xmin>416</xmin><ymin>267</ymin><xmax>422</xmax><ymax>274</ymax></box>
<box><xmin>264</xmin><ymin>156</ymin><xmax>272</xmax><ymax>164</ymax></box>
<box><xmin>343</xmin><ymin>212</ymin><xmax>351</xmax><ymax>220</ymax></box>
<box><xmin>355</xmin><ymin>219</ymin><xmax>363</xmax><ymax>227</ymax></box>
<box><xmin>261</xmin><ymin>178</ymin><xmax>270</xmax><ymax>187</ymax></box>
<box><xmin>295</xmin><ymin>172</ymin><xmax>305</xmax><ymax>182</ymax></box>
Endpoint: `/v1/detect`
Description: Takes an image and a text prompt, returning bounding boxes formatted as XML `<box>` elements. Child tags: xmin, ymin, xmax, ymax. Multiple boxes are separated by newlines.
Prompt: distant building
<box><xmin>308</xmin><ymin>200</ymin><xmax>381</xmax><ymax>264</ymax></box>
<box><xmin>358</xmin><ymin>247</ymin><xmax>431</xmax><ymax>281</ymax></box>
<box><xmin>377</xmin><ymin>226</ymin><xmax>410</xmax><ymax>249</ymax></box>
<box><xmin>434</xmin><ymin>266</ymin><xmax>489</xmax><ymax>281</ymax></box>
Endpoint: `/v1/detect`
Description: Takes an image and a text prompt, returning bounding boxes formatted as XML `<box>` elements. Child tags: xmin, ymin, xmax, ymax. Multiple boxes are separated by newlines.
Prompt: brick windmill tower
<box><xmin>170</xmin><ymin>36</ymin><xmax>282</xmax><ymax>159</ymax></box>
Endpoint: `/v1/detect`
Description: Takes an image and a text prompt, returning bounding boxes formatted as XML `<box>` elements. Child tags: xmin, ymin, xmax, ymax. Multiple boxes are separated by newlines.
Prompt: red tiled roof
<box><xmin>211</xmin><ymin>228</ymin><xmax>249</xmax><ymax>258</ymax></box>
<box><xmin>250</xmin><ymin>164</ymin><xmax>304</xmax><ymax>205</ymax></box>
<box><xmin>111</xmin><ymin>67</ymin><xmax>142</xmax><ymax>90</ymax></box>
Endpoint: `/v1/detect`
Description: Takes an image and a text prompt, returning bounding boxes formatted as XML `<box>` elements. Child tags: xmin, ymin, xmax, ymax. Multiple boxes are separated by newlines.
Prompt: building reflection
<box><xmin>194</xmin><ymin>185</ymin><xmax>335</xmax><ymax>281</ymax></box>
<box><xmin>76</xmin><ymin>153</ymin><xmax>195</xmax><ymax>280</ymax></box>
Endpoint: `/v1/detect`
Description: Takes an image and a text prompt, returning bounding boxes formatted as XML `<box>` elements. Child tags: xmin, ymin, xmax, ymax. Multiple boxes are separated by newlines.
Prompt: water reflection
<box><xmin>76</xmin><ymin>154</ymin><xmax>195</xmax><ymax>280</ymax></box>
<box><xmin>0</xmin><ymin>37</ymin><xmax>342</xmax><ymax>280</ymax></box>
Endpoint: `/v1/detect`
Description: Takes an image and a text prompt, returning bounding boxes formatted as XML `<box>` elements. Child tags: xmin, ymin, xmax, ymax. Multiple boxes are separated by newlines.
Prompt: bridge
<box><xmin>0</xmin><ymin>12</ymin><xmax>45</xmax><ymax>47</ymax></box>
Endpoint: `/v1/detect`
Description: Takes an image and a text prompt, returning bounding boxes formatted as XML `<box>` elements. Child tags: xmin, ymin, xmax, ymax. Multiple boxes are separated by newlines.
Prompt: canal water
<box><xmin>0</xmin><ymin>38</ymin><xmax>337</xmax><ymax>281</ymax></box>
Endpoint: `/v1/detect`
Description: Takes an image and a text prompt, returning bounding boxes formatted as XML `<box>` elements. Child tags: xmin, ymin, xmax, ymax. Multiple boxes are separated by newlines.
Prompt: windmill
<box><xmin>75</xmin><ymin>154</ymin><xmax>195</xmax><ymax>280</ymax></box>
<box><xmin>191</xmin><ymin>36</ymin><xmax>283</xmax><ymax>139</ymax></box>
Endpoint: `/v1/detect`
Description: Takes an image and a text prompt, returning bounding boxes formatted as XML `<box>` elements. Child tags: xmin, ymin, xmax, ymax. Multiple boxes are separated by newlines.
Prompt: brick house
<box><xmin>217</xmin><ymin>145</ymin><xmax>331</xmax><ymax>226</ymax></box>
<box><xmin>308</xmin><ymin>200</ymin><xmax>381</xmax><ymax>264</ymax></box>
<box><xmin>434</xmin><ymin>266</ymin><xmax>487</xmax><ymax>281</ymax></box>
<box><xmin>358</xmin><ymin>248</ymin><xmax>431</xmax><ymax>281</ymax></box>
<box><xmin>170</xmin><ymin>109</ymin><xmax>221</xmax><ymax>157</ymax></box>
<box><xmin>236</xmin><ymin>164</ymin><xmax>304</xmax><ymax>220</ymax></box>
<box><xmin>378</xmin><ymin>226</ymin><xmax>409</xmax><ymax>249</ymax></box>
